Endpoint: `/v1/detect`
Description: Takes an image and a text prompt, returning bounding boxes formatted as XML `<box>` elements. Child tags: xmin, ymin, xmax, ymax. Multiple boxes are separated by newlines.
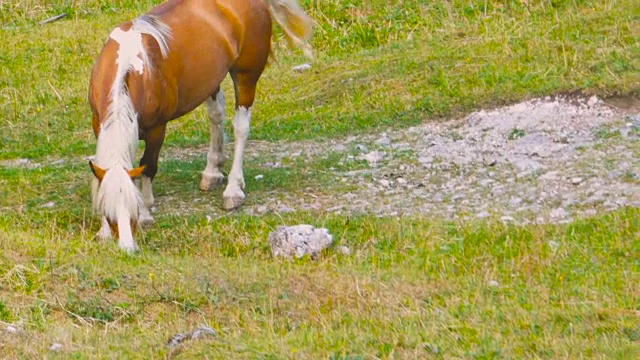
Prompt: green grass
<box><xmin>1</xmin><ymin>0</ymin><xmax>638</xmax><ymax>160</ymax></box>
<box><xmin>1</xmin><ymin>0</ymin><xmax>639</xmax><ymax>358</ymax></box>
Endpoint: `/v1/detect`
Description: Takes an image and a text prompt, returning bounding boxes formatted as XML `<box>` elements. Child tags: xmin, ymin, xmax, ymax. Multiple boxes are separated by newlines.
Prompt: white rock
<box><xmin>375</xmin><ymin>134</ymin><xmax>391</xmax><ymax>147</ymax></box>
<box><xmin>269</xmin><ymin>225</ymin><xmax>333</xmax><ymax>259</ymax></box>
<box><xmin>6</xmin><ymin>325</ymin><xmax>19</xmax><ymax>334</ymax></box>
<box><xmin>255</xmin><ymin>174</ymin><xmax>264</xmax><ymax>180</ymax></box>
<box><xmin>337</xmin><ymin>245</ymin><xmax>351</xmax><ymax>255</ymax></box>
<box><xmin>363</xmin><ymin>151</ymin><xmax>384</xmax><ymax>165</ymax></box>
<box><xmin>41</xmin><ymin>201</ymin><xmax>56</xmax><ymax>209</ymax></box>
<box><xmin>571</xmin><ymin>177</ymin><xmax>583</xmax><ymax>185</ymax></box>
<box><xmin>50</xmin><ymin>343</ymin><xmax>63</xmax><ymax>352</ymax></box>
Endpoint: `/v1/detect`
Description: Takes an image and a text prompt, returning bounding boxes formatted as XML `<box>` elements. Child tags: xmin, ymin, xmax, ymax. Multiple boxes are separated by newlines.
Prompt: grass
<box><xmin>1</xmin><ymin>0</ymin><xmax>639</xmax><ymax>358</ymax></box>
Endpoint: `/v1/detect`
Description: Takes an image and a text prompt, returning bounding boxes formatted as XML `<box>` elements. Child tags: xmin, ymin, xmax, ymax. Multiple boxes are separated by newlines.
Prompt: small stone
<box><xmin>264</xmin><ymin>161</ymin><xmax>281</xmax><ymax>168</ymax></box>
<box><xmin>375</xmin><ymin>134</ymin><xmax>391</xmax><ymax>147</ymax></box>
<box><xmin>50</xmin><ymin>343</ymin><xmax>63</xmax><ymax>352</ymax></box>
<box><xmin>476</xmin><ymin>211</ymin><xmax>490</xmax><ymax>218</ymax></box>
<box><xmin>379</xmin><ymin>179</ymin><xmax>391</xmax><ymax>188</ymax></box>
<box><xmin>255</xmin><ymin>174</ymin><xmax>264</xmax><ymax>180</ymax></box>
<box><xmin>337</xmin><ymin>245</ymin><xmax>351</xmax><ymax>255</ymax></box>
<box><xmin>547</xmin><ymin>240</ymin><xmax>560</xmax><ymax>252</ymax></box>
<box><xmin>500</xmin><ymin>216</ymin><xmax>515</xmax><ymax>222</ymax></box>
<box><xmin>509</xmin><ymin>197</ymin><xmax>523</xmax><ymax>206</ymax></box>
<box><xmin>418</xmin><ymin>156</ymin><xmax>434</xmax><ymax>164</ymax></box>
<box><xmin>549</xmin><ymin>207</ymin><xmax>569</xmax><ymax>219</ymax></box>
<box><xmin>396</xmin><ymin>178</ymin><xmax>407</xmax><ymax>185</ymax></box>
<box><xmin>363</xmin><ymin>151</ymin><xmax>384</xmax><ymax>165</ymax></box>
<box><xmin>41</xmin><ymin>201</ymin><xmax>56</xmax><ymax>209</ymax></box>
<box><xmin>190</xmin><ymin>326</ymin><xmax>217</xmax><ymax>339</ymax></box>
<box><xmin>292</xmin><ymin>63</ymin><xmax>312</xmax><ymax>72</ymax></box>
<box><xmin>587</xmin><ymin>95</ymin><xmax>598</xmax><ymax>107</ymax></box>
<box><xmin>571</xmin><ymin>177</ymin><xmax>583</xmax><ymax>185</ymax></box>
<box><xmin>489</xmin><ymin>280</ymin><xmax>500</xmax><ymax>287</ymax></box>
<box><xmin>483</xmin><ymin>156</ymin><xmax>497</xmax><ymax>166</ymax></box>
<box><xmin>256</xmin><ymin>205</ymin><xmax>268</xmax><ymax>214</ymax></box>
<box><xmin>6</xmin><ymin>325</ymin><xmax>19</xmax><ymax>334</ymax></box>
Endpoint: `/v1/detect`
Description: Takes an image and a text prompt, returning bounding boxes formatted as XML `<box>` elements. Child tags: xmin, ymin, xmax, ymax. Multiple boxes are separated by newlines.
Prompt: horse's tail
<box><xmin>93</xmin><ymin>16</ymin><xmax>172</xmax><ymax>223</ymax></box>
<box><xmin>265</xmin><ymin>0</ymin><xmax>314</xmax><ymax>58</ymax></box>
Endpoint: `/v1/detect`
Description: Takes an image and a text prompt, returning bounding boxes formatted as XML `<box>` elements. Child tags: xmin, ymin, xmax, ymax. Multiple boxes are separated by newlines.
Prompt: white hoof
<box><xmin>138</xmin><ymin>213</ymin><xmax>155</xmax><ymax>228</ymax></box>
<box><xmin>200</xmin><ymin>172</ymin><xmax>225</xmax><ymax>191</ymax></box>
<box><xmin>96</xmin><ymin>229</ymin><xmax>112</xmax><ymax>241</ymax></box>
<box><xmin>96</xmin><ymin>220</ymin><xmax>112</xmax><ymax>241</ymax></box>
<box><xmin>222</xmin><ymin>190</ymin><xmax>246</xmax><ymax>210</ymax></box>
<box><xmin>118</xmin><ymin>244</ymin><xmax>139</xmax><ymax>254</ymax></box>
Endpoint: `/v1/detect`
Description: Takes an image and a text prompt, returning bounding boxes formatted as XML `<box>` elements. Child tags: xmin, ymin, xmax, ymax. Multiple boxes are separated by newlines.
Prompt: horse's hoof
<box><xmin>96</xmin><ymin>228</ymin><xmax>112</xmax><ymax>241</ymax></box>
<box><xmin>119</xmin><ymin>245</ymin><xmax>139</xmax><ymax>254</ymax></box>
<box><xmin>139</xmin><ymin>215</ymin><xmax>155</xmax><ymax>228</ymax></box>
<box><xmin>222</xmin><ymin>193</ymin><xmax>245</xmax><ymax>210</ymax></box>
<box><xmin>200</xmin><ymin>174</ymin><xmax>225</xmax><ymax>191</ymax></box>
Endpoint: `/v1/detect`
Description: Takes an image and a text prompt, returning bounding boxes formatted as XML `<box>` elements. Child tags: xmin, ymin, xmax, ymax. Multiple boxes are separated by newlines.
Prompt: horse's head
<box><xmin>89</xmin><ymin>161</ymin><xmax>146</xmax><ymax>246</ymax></box>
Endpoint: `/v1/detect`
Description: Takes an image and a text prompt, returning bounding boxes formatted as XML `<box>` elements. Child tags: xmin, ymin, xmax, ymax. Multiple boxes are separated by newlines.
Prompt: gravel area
<box><xmin>242</xmin><ymin>95</ymin><xmax>639</xmax><ymax>224</ymax></box>
<box><xmin>3</xmin><ymin>95</ymin><xmax>637</xmax><ymax>225</ymax></box>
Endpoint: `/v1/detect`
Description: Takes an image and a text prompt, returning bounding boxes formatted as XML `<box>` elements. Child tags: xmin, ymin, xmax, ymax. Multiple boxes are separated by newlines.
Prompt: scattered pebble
<box><xmin>40</xmin><ymin>201</ymin><xmax>56</xmax><ymax>209</ymax></box>
<box><xmin>375</xmin><ymin>134</ymin><xmax>391</xmax><ymax>147</ymax></box>
<box><xmin>6</xmin><ymin>325</ymin><xmax>19</xmax><ymax>334</ymax></box>
<box><xmin>336</xmin><ymin>245</ymin><xmax>351</xmax><ymax>255</ymax></box>
<box><xmin>168</xmin><ymin>326</ymin><xmax>217</xmax><ymax>349</ymax></box>
<box><xmin>292</xmin><ymin>63</ymin><xmax>312</xmax><ymax>72</ymax></box>
<box><xmin>489</xmin><ymin>280</ymin><xmax>500</xmax><ymax>287</ymax></box>
<box><xmin>571</xmin><ymin>177</ymin><xmax>584</xmax><ymax>185</ymax></box>
<box><xmin>363</xmin><ymin>151</ymin><xmax>384</xmax><ymax>165</ymax></box>
<box><xmin>255</xmin><ymin>174</ymin><xmax>264</xmax><ymax>180</ymax></box>
<box><xmin>50</xmin><ymin>343</ymin><xmax>63</xmax><ymax>352</ymax></box>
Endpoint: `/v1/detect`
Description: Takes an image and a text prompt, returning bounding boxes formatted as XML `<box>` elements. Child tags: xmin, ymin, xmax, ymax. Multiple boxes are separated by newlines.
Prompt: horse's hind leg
<box><xmin>222</xmin><ymin>71</ymin><xmax>261</xmax><ymax>210</ymax></box>
<box><xmin>139</xmin><ymin>125</ymin><xmax>167</xmax><ymax>226</ymax></box>
<box><xmin>200</xmin><ymin>89</ymin><xmax>227</xmax><ymax>191</ymax></box>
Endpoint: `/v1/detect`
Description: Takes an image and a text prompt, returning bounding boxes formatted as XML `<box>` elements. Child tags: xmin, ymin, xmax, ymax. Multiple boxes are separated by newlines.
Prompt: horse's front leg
<box><xmin>200</xmin><ymin>89</ymin><xmax>227</xmax><ymax>190</ymax></box>
<box><xmin>139</xmin><ymin>125</ymin><xmax>166</xmax><ymax>227</ymax></box>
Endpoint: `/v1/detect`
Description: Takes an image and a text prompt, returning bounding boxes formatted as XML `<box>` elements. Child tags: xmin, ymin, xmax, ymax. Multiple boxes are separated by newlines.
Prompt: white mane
<box><xmin>93</xmin><ymin>16</ymin><xmax>173</xmax><ymax>222</ymax></box>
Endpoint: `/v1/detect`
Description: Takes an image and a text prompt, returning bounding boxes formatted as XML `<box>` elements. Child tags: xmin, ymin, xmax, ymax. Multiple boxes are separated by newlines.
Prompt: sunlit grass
<box><xmin>0</xmin><ymin>0</ymin><xmax>639</xmax><ymax>358</ymax></box>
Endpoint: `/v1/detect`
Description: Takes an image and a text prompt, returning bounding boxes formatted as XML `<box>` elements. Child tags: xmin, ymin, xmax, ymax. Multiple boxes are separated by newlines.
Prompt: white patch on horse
<box><xmin>222</xmin><ymin>106</ymin><xmax>251</xmax><ymax>209</ymax></box>
<box><xmin>200</xmin><ymin>91</ymin><xmax>227</xmax><ymax>190</ymax></box>
<box><xmin>110</xmin><ymin>28</ymin><xmax>146</xmax><ymax>75</ymax></box>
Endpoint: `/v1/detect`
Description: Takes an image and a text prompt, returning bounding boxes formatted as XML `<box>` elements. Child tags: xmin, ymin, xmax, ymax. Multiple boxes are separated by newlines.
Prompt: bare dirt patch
<box><xmin>235</xmin><ymin>95</ymin><xmax>639</xmax><ymax>224</ymax></box>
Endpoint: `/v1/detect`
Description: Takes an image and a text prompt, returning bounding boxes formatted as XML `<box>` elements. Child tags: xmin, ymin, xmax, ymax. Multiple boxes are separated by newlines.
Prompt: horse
<box><xmin>88</xmin><ymin>0</ymin><xmax>313</xmax><ymax>252</ymax></box>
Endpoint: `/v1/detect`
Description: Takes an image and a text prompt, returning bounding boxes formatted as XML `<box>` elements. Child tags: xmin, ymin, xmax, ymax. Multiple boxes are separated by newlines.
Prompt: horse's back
<box><xmin>90</xmin><ymin>0</ymin><xmax>274</xmax><ymax>130</ymax></box>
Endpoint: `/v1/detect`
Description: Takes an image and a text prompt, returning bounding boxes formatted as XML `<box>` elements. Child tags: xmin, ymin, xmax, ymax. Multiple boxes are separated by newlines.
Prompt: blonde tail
<box><xmin>265</xmin><ymin>0</ymin><xmax>314</xmax><ymax>58</ymax></box>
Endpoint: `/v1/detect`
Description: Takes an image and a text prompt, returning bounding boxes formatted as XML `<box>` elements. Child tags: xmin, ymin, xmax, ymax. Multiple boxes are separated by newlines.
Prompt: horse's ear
<box><xmin>89</xmin><ymin>161</ymin><xmax>106</xmax><ymax>181</ymax></box>
<box><xmin>127</xmin><ymin>165</ymin><xmax>146</xmax><ymax>179</ymax></box>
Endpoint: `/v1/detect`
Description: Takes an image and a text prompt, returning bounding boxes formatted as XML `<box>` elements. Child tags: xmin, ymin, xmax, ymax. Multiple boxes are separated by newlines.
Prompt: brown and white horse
<box><xmin>88</xmin><ymin>0</ymin><xmax>313</xmax><ymax>251</ymax></box>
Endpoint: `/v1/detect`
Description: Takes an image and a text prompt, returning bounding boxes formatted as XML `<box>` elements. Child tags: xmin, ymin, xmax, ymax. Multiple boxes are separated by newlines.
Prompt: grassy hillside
<box><xmin>1</xmin><ymin>0</ymin><xmax>639</xmax><ymax>358</ymax></box>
